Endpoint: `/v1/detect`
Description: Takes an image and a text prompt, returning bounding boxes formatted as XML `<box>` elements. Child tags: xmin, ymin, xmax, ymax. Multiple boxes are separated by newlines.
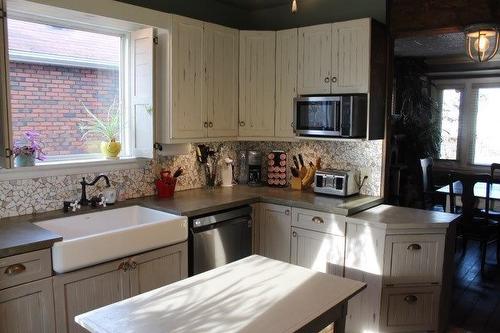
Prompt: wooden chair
<box><xmin>419</xmin><ymin>157</ymin><xmax>445</xmax><ymax>211</ymax></box>
<box><xmin>449</xmin><ymin>172</ymin><xmax>499</xmax><ymax>275</ymax></box>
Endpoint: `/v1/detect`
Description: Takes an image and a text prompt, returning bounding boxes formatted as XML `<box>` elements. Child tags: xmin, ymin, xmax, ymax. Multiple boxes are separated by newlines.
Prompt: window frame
<box><xmin>7</xmin><ymin>14</ymin><xmax>129</xmax><ymax>162</ymax></box>
<box><xmin>433</xmin><ymin>77</ymin><xmax>500</xmax><ymax>171</ymax></box>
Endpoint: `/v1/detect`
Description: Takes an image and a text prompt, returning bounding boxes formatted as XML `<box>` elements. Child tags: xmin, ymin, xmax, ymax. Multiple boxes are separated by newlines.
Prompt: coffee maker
<box><xmin>247</xmin><ymin>151</ymin><xmax>262</xmax><ymax>186</ymax></box>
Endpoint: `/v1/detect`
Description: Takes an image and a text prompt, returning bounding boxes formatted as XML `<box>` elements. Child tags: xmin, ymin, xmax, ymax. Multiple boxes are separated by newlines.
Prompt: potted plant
<box><xmin>12</xmin><ymin>131</ymin><xmax>46</xmax><ymax>167</ymax></box>
<box><xmin>78</xmin><ymin>98</ymin><xmax>121</xmax><ymax>159</ymax></box>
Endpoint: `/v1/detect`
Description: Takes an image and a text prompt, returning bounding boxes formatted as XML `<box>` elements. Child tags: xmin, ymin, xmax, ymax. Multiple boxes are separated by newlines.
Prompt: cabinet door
<box><xmin>129</xmin><ymin>242</ymin><xmax>188</xmax><ymax>296</ymax></box>
<box><xmin>275</xmin><ymin>28</ymin><xmax>297</xmax><ymax>138</ymax></box>
<box><xmin>171</xmin><ymin>15</ymin><xmax>206</xmax><ymax>139</ymax></box>
<box><xmin>239</xmin><ymin>31</ymin><xmax>276</xmax><ymax>137</ymax></box>
<box><xmin>53</xmin><ymin>258</ymin><xmax>130</xmax><ymax>333</ymax></box>
<box><xmin>259</xmin><ymin>203</ymin><xmax>291</xmax><ymax>262</ymax></box>
<box><xmin>204</xmin><ymin>23</ymin><xmax>239</xmax><ymax>138</ymax></box>
<box><xmin>0</xmin><ymin>278</ymin><xmax>55</xmax><ymax>333</ymax></box>
<box><xmin>291</xmin><ymin>227</ymin><xmax>344</xmax><ymax>277</ymax></box>
<box><xmin>297</xmin><ymin>24</ymin><xmax>332</xmax><ymax>95</ymax></box>
<box><xmin>331</xmin><ymin>19</ymin><xmax>370</xmax><ymax>94</ymax></box>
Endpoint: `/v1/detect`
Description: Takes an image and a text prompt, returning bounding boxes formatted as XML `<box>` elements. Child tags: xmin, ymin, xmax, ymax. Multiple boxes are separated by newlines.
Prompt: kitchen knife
<box><xmin>298</xmin><ymin>154</ymin><xmax>307</xmax><ymax>179</ymax></box>
<box><xmin>292</xmin><ymin>155</ymin><xmax>300</xmax><ymax>170</ymax></box>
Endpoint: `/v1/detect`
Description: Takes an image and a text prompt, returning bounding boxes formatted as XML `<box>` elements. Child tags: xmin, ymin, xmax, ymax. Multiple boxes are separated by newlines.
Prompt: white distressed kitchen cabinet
<box><xmin>259</xmin><ymin>203</ymin><xmax>291</xmax><ymax>262</ymax></box>
<box><xmin>297</xmin><ymin>24</ymin><xmax>332</xmax><ymax>95</ymax></box>
<box><xmin>171</xmin><ymin>15</ymin><xmax>205</xmax><ymax>139</ymax></box>
<box><xmin>0</xmin><ymin>277</ymin><xmax>55</xmax><ymax>333</ymax></box>
<box><xmin>290</xmin><ymin>208</ymin><xmax>346</xmax><ymax>277</ymax></box>
<box><xmin>275</xmin><ymin>28</ymin><xmax>298</xmax><ymax>138</ymax></box>
<box><xmin>53</xmin><ymin>242</ymin><xmax>187</xmax><ymax>333</ymax></box>
<box><xmin>204</xmin><ymin>23</ymin><xmax>239</xmax><ymax>138</ymax></box>
<box><xmin>239</xmin><ymin>31</ymin><xmax>276</xmax><ymax>138</ymax></box>
<box><xmin>298</xmin><ymin>19</ymin><xmax>370</xmax><ymax>95</ymax></box>
<box><xmin>167</xmin><ymin>16</ymin><xmax>239</xmax><ymax>141</ymax></box>
<box><xmin>344</xmin><ymin>205</ymin><xmax>456</xmax><ymax>333</ymax></box>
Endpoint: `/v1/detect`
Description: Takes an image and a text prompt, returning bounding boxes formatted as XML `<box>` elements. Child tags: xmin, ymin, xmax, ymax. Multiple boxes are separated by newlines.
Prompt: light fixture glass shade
<box><xmin>291</xmin><ymin>0</ymin><xmax>297</xmax><ymax>13</ymax></box>
<box><xmin>465</xmin><ymin>24</ymin><xmax>499</xmax><ymax>62</ymax></box>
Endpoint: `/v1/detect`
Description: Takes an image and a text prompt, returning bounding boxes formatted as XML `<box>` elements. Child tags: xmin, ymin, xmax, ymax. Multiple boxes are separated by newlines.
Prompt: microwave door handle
<box><xmin>338</xmin><ymin>100</ymin><xmax>343</xmax><ymax>135</ymax></box>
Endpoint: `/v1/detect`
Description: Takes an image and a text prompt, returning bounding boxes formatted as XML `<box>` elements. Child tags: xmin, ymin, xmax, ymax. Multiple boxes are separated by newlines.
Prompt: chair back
<box><xmin>448</xmin><ymin>172</ymin><xmax>491</xmax><ymax>219</ymax></box>
<box><xmin>491</xmin><ymin>163</ymin><xmax>500</xmax><ymax>183</ymax></box>
<box><xmin>420</xmin><ymin>157</ymin><xmax>434</xmax><ymax>193</ymax></box>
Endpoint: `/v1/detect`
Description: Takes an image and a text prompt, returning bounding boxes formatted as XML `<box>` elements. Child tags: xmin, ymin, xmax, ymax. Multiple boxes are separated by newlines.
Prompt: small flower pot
<box><xmin>100</xmin><ymin>140</ymin><xmax>121</xmax><ymax>159</ymax></box>
<box><xmin>14</xmin><ymin>154</ymin><xmax>36</xmax><ymax>167</ymax></box>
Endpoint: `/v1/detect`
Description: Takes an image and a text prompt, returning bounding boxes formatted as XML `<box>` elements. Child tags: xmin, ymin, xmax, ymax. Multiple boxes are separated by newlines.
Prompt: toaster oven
<box><xmin>313</xmin><ymin>169</ymin><xmax>359</xmax><ymax>197</ymax></box>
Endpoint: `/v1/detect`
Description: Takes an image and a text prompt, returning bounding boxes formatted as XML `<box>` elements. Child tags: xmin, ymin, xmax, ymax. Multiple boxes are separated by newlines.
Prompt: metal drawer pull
<box><xmin>404</xmin><ymin>295</ymin><xmax>418</xmax><ymax>304</ymax></box>
<box><xmin>239</xmin><ymin>121</ymin><xmax>245</xmax><ymax>127</ymax></box>
<box><xmin>331</xmin><ymin>76</ymin><xmax>337</xmax><ymax>83</ymax></box>
<box><xmin>292</xmin><ymin>231</ymin><xmax>297</xmax><ymax>238</ymax></box>
<box><xmin>285</xmin><ymin>209</ymin><xmax>290</xmax><ymax>216</ymax></box>
<box><xmin>407</xmin><ymin>244</ymin><xmax>422</xmax><ymax>251</ymax></box>
<box><xmin>203</xmin><ymin>122</ymin><xmax>208</xmax><ymax>128</ymax></box>
<box><xmin>324</xmin><ymin>77</ymin><xmax>330</xmax><ymax>83</ymax></box>
<box><xmin>312</xmin><ymin>216</ymin><xmax>325</xmax><ymax>224</ymax></box>
<box><xmin>4</xmin><ymin>263</ymin><xmax>26</xmax><ymax>275</ymax></box>
<box><xmin>208</xmin><ymin>122</ymin><xmax>213</xmax><ymax>128</ymax></box>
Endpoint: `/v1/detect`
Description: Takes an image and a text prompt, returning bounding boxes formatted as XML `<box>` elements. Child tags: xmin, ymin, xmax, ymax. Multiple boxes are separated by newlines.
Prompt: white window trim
<box><xmin>0</xmin><ymin>157</ymin><xmax>150</xmax><ymax>181</ymax></box>
<box><xmin>433</xmin><ymin>77</ymin><xmax>500</xmax><ymax>171</ymax></box>
<box><xmin>4</xmin><ymin>13</ymin><xmax>152</xmax><ymax>169</ymax></box>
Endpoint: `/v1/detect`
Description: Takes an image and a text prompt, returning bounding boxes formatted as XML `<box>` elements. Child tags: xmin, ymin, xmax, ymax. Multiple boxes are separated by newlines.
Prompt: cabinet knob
<box><xmin>4</xmin><ymin>263</ymin><xmax>26</xmax><ymax>275</ymax></box>
<box><xmin>285</xmin><ymin>209</ymin><xmax>290</xmax><ymax>215</ymax></box>
<box><xmin>312</xmin><ymin>216</ymin><xmax>325</xmax><ymax>224</ymax></box>
<box><xmin>404</xmin><ymin>295</ymin><xmax>418</xmax><ymax>304</ymax></box>
<box><xmin>324</xmin><ymin>77</ymin><xmax>330</xmax><ymax>83</ymax></box>
<box><xmin>239</xmin><ymin>121</ymin><xmax>245</xmax><ymax>127</ymax></box>
<box><xmin>203</xmin><ymin>122</ymin><xmax>208</xmax><ymax>128</ymax></box>
<box><xmin>331</xmin><ymin>76</ymin><xmax>337</xmax><ymax>83</ymax></box>
<box><xmin>208</xmin><ymin>122</ymin><xmax>214</xmax><ymax>128</ymax></box>
<box><xmin>407</xmin><ymin>243</ymin><xmax>422</xmax><ymax>251</ymax></box>
<box><xmin>290</xmin><ymin>122</ymin><xmax>295</xmax><ymax>128</ymax></box>
<box><xmin>292</xmin><ymin>231</ymin><xmax>297</xmax><ymax>238</ymax></box>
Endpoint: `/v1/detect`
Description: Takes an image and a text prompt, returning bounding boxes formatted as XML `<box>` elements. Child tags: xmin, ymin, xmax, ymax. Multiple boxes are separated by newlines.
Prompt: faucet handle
<box><xmin>70</xmin><ymin>200</ymin><xmax>81</xmax><ymax>212</ymax></box>
<box><xmin>98</xmin><ymin>196</ymin><xmax>107</xmax><ymax>208</ymax></box>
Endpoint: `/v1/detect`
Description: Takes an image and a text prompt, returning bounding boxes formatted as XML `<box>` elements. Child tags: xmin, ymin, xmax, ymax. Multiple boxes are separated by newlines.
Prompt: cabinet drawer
<box><xmin>383</xmin><ymin>234</ymin><xmax>445</xmax><ymax>285</ymax></box>
<box><xmin>0</xmin><ymin>249</ymin><xmax>52</xmax><ymax>290</ymax></box>
<box><xmin>380</xmin><ymin>285</ymin><xmax>440</xmax><ymax>332</ymax></box>
<box><xmin>291</xmin><ymin>208</ymin><xmax>345</xmax><ymax>236</ymax></box>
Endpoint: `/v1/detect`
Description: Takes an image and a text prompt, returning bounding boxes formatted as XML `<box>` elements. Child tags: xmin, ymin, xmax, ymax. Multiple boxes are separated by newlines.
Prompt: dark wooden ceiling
<box><xmin>215</xmin><ymin>0</ymin><xmax>290</xmax><ymax>10</ymax></box>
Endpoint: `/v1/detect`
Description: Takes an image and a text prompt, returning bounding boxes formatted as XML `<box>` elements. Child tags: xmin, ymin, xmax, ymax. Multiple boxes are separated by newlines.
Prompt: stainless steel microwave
<box><xmin>293</xmin><ymin>95</ymin><xmax>367</xmax><ymax>138</ymax></box>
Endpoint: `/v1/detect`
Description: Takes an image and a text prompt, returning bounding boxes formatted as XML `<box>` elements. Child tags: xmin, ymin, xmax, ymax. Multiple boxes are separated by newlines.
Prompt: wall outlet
<box><xmin>359</xmin><ymin>167</ymin><xmax>371</xmax><ymax>182</ymax></box>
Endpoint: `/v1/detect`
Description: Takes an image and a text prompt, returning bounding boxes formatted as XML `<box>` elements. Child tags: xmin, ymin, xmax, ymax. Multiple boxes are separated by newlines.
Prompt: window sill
<box><xmin>0</xmin><ymin>157</ymin><xmax>151</xmax><ymax>181</ymax></box>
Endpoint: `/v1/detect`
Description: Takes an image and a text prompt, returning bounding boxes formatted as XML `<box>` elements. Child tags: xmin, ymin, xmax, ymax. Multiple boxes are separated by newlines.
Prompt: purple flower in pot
<box><xmin>12</xmin><ymin>131</ymin><xmax>46</xmax><ymax>167</ymax></box>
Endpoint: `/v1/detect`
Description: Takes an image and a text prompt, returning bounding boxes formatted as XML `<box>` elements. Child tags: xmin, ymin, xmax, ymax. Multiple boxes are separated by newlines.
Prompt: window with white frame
<box><xmin>0</xmin><ymin>2</ymin><xmax>155</xmax><ymax>168</ymax></box>
<box><xmin>434</xmin><ymin>78</ymin><xmax>500</xmax><ymax>167</ymax></box>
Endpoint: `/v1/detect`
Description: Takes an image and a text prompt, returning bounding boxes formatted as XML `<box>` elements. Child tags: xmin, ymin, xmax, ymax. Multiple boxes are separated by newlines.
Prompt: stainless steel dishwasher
<box><xmin>189</xmin><ymin>206</ymin><xmax>252</xmax><ymax>276</ymax></box>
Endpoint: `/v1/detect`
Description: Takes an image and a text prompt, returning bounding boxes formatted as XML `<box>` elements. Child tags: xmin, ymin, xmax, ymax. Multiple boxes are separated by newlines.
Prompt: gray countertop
<box><xmin>0</xmin><ymin>185</ymin><xmax>382</xmax><ymax>258</ymax></box>
<box><xmin>0</xmin><ymin>222</ymin><xmax>62</xmax><ymax>258</ymax></box>
<box><xmin>347</xmin><ymin>204</ymin><xmax>459</xmax><ymax>230</ymax></box>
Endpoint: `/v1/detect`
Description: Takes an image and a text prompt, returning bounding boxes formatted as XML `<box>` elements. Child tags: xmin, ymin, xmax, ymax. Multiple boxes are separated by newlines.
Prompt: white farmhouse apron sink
<box><xmin>35</xmin><ymin>206</ymin><xmax>188</xmax><ymax>273</ymax></box>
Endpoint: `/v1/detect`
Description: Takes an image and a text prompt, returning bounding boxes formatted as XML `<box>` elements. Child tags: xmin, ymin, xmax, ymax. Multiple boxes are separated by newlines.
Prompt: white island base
<box><xmin>75</xmin><ymin>255</ymin><xmax>365</xmax><ymax>333</ymax></box>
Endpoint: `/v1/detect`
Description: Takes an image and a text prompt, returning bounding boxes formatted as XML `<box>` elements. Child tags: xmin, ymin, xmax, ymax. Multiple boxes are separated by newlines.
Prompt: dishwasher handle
<box><xmin>191</xmin><ymin>215</ymin><xmax>252</xmax><ymax>232</ymax></box>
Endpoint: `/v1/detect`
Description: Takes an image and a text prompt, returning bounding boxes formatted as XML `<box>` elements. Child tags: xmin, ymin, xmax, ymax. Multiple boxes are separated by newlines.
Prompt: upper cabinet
<box><xmin>298</xmin><ymin>19</ymin><xmax>371</xmax><ymax>95</ymax></box>
<box><xmin>169</xmin><ymin>16</ymin><xmax>239</xmax><ymax>141</ymax></box>
<box><xmin>297</xmin><ymin>24</ymin><xmax>332</xmax><ymax>95</ymax></box>
<box><xmin>204</xmin><ymin>23</ymin><xmax>239</xmax><ymax>138</ymax></box>
<box><xmin>239</xmin><ymin>31</ymin><xmax>276</xmax><ymax>138</ymax></box>
<box><xmin>171</xmin><ymin>16</ymin><xmax>205</xmax><ymax>139</ymax></box>
<box><xmin>275</xmin><ymin>28</ymin><xmax>298</xmax><ymax>138</ymax></box>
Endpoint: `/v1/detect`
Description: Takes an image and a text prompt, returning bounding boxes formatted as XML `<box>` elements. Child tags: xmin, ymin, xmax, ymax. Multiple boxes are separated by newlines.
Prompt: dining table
<box><xmin>75</xmin><ymin>255</ymin><xmax>366</xmax><ymax>333</ymax></box>
<box><xmin>437</xmin><ymin>181</ymin><xmax>500</xmax><ymax>213</ymax></box>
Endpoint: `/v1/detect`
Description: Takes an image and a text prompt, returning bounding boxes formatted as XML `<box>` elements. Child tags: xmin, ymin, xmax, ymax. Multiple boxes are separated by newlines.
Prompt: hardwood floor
<box><xmin>448</xmin><ymin>240</ymin><xmax>500</xmax><ymax>333</ymax></box>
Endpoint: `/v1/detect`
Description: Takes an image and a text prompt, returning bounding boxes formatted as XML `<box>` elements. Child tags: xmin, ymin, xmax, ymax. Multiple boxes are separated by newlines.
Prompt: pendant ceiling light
<box><xmin>464</xmin><ymin>24</ymin><xmax>500</xmax><ymax>62</ymax></box>
<box><xmin>291</xmin><ymin>0</ymin><xmax>298</xmax><ymax>14</ymax></box>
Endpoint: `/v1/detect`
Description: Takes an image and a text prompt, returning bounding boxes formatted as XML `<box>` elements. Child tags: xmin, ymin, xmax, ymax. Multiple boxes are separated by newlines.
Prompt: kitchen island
<box><xmin>75</xmin><ymin>255</ymin><xmax>365</xmax><ymax>333</ymax></box>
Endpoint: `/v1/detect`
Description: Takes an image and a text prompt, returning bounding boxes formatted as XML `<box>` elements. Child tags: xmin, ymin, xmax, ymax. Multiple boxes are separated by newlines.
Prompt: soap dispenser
<box><xmin>221</xmin><ymin>157</ymin><xmax>234</xmax><ymax>187</ymax></box>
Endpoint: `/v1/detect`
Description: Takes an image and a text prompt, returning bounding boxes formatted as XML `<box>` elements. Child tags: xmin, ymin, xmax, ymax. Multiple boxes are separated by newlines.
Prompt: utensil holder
<box><xmin>290</xmin><ymin>177</ymin><xmax>302</xmax><ymax>191</ymax></box>
<box><xmin>156</xmin><ymin>179</ymin><xmax>177</xmax><ymax>198</ymax></box>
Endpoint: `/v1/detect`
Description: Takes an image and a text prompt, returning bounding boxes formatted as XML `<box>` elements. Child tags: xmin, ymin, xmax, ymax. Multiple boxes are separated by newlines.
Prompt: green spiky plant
<box><xmin>78</xmin><ymin>98</ymin><xmax>120</xmax><ymax>142</ymax></box>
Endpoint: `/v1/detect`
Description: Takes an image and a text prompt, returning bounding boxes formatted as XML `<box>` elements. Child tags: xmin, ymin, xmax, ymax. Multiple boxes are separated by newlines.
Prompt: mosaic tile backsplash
<box><xmin>0</xmin><ymin>140</ymin><xmax>383</xmax><ymax>219</ymax></box>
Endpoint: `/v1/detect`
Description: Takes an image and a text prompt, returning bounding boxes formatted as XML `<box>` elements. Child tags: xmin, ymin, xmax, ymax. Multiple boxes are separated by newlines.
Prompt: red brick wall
<box><xmin>9</xmin><ymin>61</ymin><xmax>119</xmax><ymax>156</ymax></box>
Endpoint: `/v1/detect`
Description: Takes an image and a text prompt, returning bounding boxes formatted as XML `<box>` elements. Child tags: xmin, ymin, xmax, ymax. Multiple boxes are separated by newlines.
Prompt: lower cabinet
<box><xmin>0</xmin><ymin>277</ymin><xmax>55</xmax><ymax>333</ymax></box>
<box><xmin>291</xmin><ymin>227</ymin><xmax>344</xmax><ymax>277</ymax></box>
<box><xmin>259</xmin><ymin>203</ymin><xmax>292</xmax><ymax>262</ymax></box>
<box><xmin>53</xmin><ymin>242</ymin><xmax>187</xmax><ymax>333</ymax></box>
